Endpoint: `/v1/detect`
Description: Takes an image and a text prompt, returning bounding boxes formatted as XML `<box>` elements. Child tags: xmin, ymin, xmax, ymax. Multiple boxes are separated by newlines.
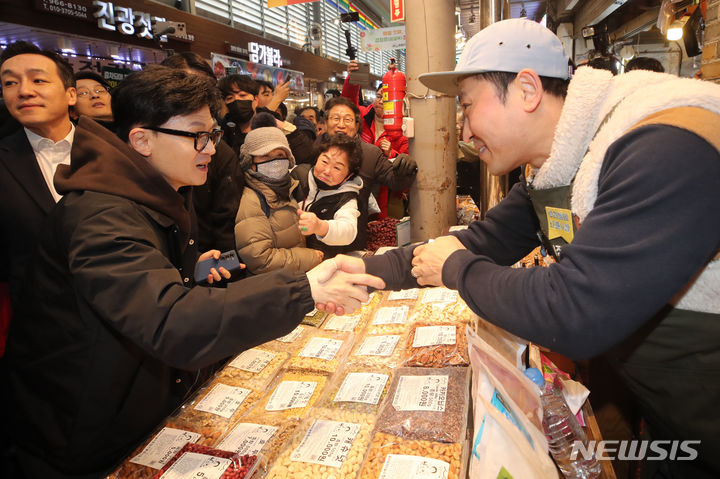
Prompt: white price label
<box><xmin>277</xmin><ymin>325</ymin><xmax>304</xmax><ymax>343</ymax></box>
<box><xmin>392</xmin><ymin>375</ymin><xmax>448</xmax><ymax>412</ymax></box>
<box><xmin>216</xmin><ymin>423</ymin><xmax>278</xmax><ymax>456</ymax></box>
<box><xmin>159</xmin><ymin>452</ymin><xmax>231</xmax><ymax>479</ymax></box>
<box><xmin>372</xmin><ymin>306</ymin><xmax>409</xmax><ymax>325</ymax></box>
<box><xmin>421</xmin><ymin>288</ymin><xmax>458</xmax><ymax>304</ymax></box>
<box><xmin>229</xmin><ymin>348</ymin><xmax>276</xmax><ymax>373</ymax></box>
<box><xmin>334</xmin><ymin>372</ymin><xmax>389</xmax><ymax>405</ymax></box>
<box><xmin>379</xmin><ymin>454</ymin><xmax>450</xmax><ymax>479</ymax></box>
<box><xmin>412</xmin><ymin>326</ymin><xmax>456</xmax><ymax>348</ymax></box>
<box><xmin>290</xmin><ymin>419</ymin><xmax>360</xmax><ymax>468</ymax></box>
<box><xmin>193</xmin><ymin>383</ymin><xmax>251</xmax><ymax>419</ymax></box>
<box><xmin>324</xmin><ymin>314</ymin><xmax>361</xmax><ymax>332</ymax></box>
<box><xmin>356</xmin><ymin>335</ymin><xmax>401</xmax><ymax>357</ymax></box>
<box><xmin>130</xmin><ymin>427</ymin><xmax>201</xmax><ymax>469</ymax></box>
<box><xmin>265</xmin><ymin>380</ymin><xmax>317</xmax><ymax>411</ymax></box>
<box><xmin>298</xmin><ymin>337</ymin><xmax>343</xmax><ymax>361</ymax></box>
<box><xmin>388</xmin><ymin>289</ymin><xmax>420</xmax><ymax>300</ymax></box>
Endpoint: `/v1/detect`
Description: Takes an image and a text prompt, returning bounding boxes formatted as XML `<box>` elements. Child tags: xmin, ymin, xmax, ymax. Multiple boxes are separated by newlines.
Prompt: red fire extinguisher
<box><xmin>382</xmin><ymin>58</ymin><xmax>405</xmax><ymax>133</ymax></box>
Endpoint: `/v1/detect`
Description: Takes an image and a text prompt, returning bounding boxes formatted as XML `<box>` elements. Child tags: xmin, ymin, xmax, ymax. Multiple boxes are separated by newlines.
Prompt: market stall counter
<box><xmin>107</xmin><ymin>283</ymin><xmax>614</xmax><ymax>479</ymax></box>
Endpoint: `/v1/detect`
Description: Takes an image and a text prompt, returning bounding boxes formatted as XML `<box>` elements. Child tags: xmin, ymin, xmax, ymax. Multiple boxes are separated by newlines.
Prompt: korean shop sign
<box><xmin>34</xmin><ymin>0</ymin><xmax>169</xmax><ymax>41</ymax></box>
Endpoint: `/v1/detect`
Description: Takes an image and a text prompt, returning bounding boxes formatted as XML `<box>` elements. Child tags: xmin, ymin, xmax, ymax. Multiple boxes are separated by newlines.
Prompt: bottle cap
<box><xmin>524</xmin><ymin>367</ymin><xmax>546</xmax><ymax>388</ymax></box>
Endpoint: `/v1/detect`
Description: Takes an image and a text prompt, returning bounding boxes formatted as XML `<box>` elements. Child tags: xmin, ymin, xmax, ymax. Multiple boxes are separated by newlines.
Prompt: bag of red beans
<box><xmin>152</xmin><ymin>443</ymin><xmax>257</xmax><ymax>479</ymax></box>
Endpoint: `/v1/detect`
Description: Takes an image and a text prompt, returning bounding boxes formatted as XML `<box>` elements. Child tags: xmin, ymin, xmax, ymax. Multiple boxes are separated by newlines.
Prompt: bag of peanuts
<box><xmin>403</xmin><ymin>322</ymin><xmax>469</xmax><ymax>368</ymax></box>
<box><xmin>375</xmin><ymin>367</ymin><xmax>471</xmax><ymax>444</ymax></box>
<box><xmin>151</xmin><ymin>443</ymin><xmax>258</xmax><ymax>479</ymax></box>
<box><xmin>359</xmin><ymin>432</ymin><xmax>464</xmax><ymax>479</ymax></box>
<box><xmin>217</xmin><ymin>348</ymin><xmax>289</xmax><ymax>391</ymax></box>
<box><xmin>212</xmin><ymin>414</ymin><xmax>301</xmax><ymax>477</ymax></box>
<box><xmin>466</xmin><ymin>326</ymin><xmax>556</xmax><ymax>478</ymax></box>
<box><xmin>264</xmin><ymin>407</ymin><xmax>376</xmax><ymax>479</ymax></box>
<box><xmin>317</xmin><ymin>365</ymin><xmax>393</xmax><ymax>414</ymax></box>
<box><xmin>285</xmin><ymin>330</ymin><xmax>354</xmax><ymax>374</ymax></box>
<box><xmin>172</xmin><ymin>380</ymin><xmax>263</xmax><ymax>445</ymax></box>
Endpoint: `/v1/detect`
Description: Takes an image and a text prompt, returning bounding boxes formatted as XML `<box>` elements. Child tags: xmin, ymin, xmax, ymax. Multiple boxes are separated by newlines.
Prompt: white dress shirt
<box><xmin>25</xmin><ymin>124</ymin><xmax>75</xmax><ymax>202</ymax></box>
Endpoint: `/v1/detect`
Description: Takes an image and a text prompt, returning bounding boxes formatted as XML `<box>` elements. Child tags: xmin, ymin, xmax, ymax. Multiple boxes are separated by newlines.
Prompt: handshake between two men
<box><xmin>306</xmin><ymin>235</ymin><xmax>467</xmax><ymax>315</ymax></box>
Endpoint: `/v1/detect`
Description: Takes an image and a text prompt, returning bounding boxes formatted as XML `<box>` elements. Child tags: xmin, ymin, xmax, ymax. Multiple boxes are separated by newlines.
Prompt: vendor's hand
<box><xmin>297</xmin><ymin>209</ymin><xmax>328</xmax><ymax>237</ymax></box>
<box><xmin>392</xmin><ymin>154</ymin><xmax>417</xmax><ymax>177</ymax></box>
<box><xmin>411</xmin><ymin>236</ymin><xmax>465</xmax><ymax>286</ymax></box>
<box><xmin>380</xmin><ymin>138</ymin><xmax>391</xmax><ymax>156</ymax></box>
<box><xmin>197</xmin><ymin>250</ymin><xmax>241</xmax><ymax>284</ymax></box>
<box><xmin>347</xmin><ymin>60</ymin><xmax>359</xmax><ymax>73</ymax></box>
<box><xmin>307</xmin><ymin>258</ymin><xmax>385</xmax><ymax>315</ymax></box>
<box><xmin>315</xmin><ymin>255</ymin><xmax>367</xmax><ymax>313</ymax></box>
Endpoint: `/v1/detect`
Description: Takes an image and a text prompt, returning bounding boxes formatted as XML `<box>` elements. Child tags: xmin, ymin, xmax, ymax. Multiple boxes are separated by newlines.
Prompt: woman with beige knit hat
<box><xmin>234</xmin><ymin>126</ymin><xmax>323</xmax><ymax>274</ymax></box>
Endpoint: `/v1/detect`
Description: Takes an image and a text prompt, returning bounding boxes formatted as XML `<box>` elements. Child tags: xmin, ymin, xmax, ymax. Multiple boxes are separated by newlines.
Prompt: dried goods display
<box><xmin>285</xmin><ymin>331</ymin><xmax>352</xmax><ymax>374</ymax></box>
<box><xmin>404</xmin><ymin>322</ymin><xmax>469</xmax><ymax>368</ymax></box>
<box><xmin>151</xmin><ymin>443</ymin><xmax>257</xmax><ymax>479</ymax></box>
<box><xmin>252</xmin><ymin>370</ymin><xmax>327</xmax><ymax>419</ymax></box>
<box><xmin>410</xmin><ymin>296</ymin><xmax>479</xmax><ymax>328</ymax></box>
<box><xmin>381</xmin><ymin>288</ymin><xmax>421</xmax><ymax>309</ymax></box>
<box><xmin>109</xmin><ymin>287</ymin><xmax>478</xmax><ymax>478</ymax></box>
<box><xmin>317</xmin><ymin>366</ymin><xmax>392</xmax><ymax>414</ymax></box>
<box><xmin>172</xmin><ymin>382</ymin><xmax>262</xmax><ymax>444</ymax></box>
<box><xmin>217</xmin><ymin>348</ymin><xmax>289</xmax><ymax>390</ymax></box>
<box><xmin>109</xmin><ymin>424</ymin><xmax>216</xmax><ymax>478</ymax></box>
<box><xmin>375</xmin><ymin>367</ymin><xmax>470</xmax><ymax>443</ymax></box>
<box><xmin>513</xmin><ymin>246</ymin><xmax>554</xmax><ymax>268</ymax></box>
<box><xmin>264</xmin><ymin>408</ymin><xmax>375</xmax><ymax>479</ymax></box>
<box><xmin>359</xmin><ymin>432</ymin><xmax>462</xmax><ymax>479</ymax></box>
<box><xmin>365</xmin><ymin>304</ymin><xmax>411</xmax><ymax>336</ymax></box>
<box><xmin>366</xmin><ymin>218</ymin><xmax>400</xmax><ymax>252</ymax></box>
<box><xmin>456</xmin><ymin>194</ymin><xmax>480</xmax><ymax>225</ymax></box>
<box><xmin>346</xmin><ymin>333</ymin><xmax>406</xmax><ymax>369</ymax></box>
<box><xmin>301</xmin><ymin>308</ymin><xmax>328</xmax><ymax>328</ymax></box>
<box><xmin>213</xmin><ymin>414</ymin><xmax>300</xmax><ymax>475</ymax></box>
<box><xmin>263</xmin><ymin>325</ymin><xmax>310</xmax><ymax>354</ymax></box>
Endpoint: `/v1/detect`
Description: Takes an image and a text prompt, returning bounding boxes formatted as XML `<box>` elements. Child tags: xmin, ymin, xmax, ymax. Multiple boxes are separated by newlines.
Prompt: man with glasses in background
<box><xmin>71</xmin><ymin>71</ymin><xmax>113</xmax><ymax>127</ymax></box>
<box><xmin>318</xmin><ymin>96</ymin><xmax>417</xmax><ymax>250</ymax></box>
<box><xmin>5</xmin><ymin>65</ymin><xmax>384</xmax><ymax>478</ymax></box>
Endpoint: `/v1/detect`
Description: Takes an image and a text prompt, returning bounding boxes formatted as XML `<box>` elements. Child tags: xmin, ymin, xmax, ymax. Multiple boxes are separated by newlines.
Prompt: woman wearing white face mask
<box><xmin>234</xmin><ymin>126</ymin><xmax>324</xmax><ymax>274</ymax></box>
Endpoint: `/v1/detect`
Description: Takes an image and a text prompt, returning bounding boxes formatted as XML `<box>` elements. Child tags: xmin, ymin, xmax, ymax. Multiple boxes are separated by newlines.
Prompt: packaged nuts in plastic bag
<box><xmin>404</xmin><ymin>322</ymin><xmax>469</xmax><ymax>368</ymax></box>
<box><xmin>359</xmin><ymin>432</ymin><xmax>463</xmax><ymax>479</ymax></box>
<box><xmin>264</xmin><ymin>407</ymin><xmax>376</xmax><ymax>479</ymax></box>
<box><xmin>375</xmin><ymin>367</ymin><xmax>470</xmax><ymax>443</ymax></box>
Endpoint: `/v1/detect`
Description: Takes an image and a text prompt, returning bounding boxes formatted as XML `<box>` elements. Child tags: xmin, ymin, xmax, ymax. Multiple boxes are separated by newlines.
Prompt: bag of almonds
<box><xmin>403</xmin><ymin>322</ymin><xmax>469</xmax><ymax>368</ymax></box>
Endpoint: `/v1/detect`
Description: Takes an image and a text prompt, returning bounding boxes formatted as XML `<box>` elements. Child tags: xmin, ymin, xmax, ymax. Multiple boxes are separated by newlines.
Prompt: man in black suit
<box><xmin>0</xmin><ymin>41</ymin><xmax>76</xmax><ymax>308</ymax></box>
<box><xmin>0</xmin><ymin>41</ymin><xmax>76</xmax><ymax>477</ymax></box>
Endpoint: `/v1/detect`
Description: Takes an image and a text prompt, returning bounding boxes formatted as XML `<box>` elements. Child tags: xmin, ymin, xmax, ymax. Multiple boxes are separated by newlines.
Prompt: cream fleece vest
<box><xmin>528</xmin><ymin>67</ymin><xmax>720</xmax><ymax>314</ymax></box>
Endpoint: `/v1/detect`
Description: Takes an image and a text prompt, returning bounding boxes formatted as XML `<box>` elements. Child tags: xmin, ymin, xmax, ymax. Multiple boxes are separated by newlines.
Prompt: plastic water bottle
<box><xmin>525</xmin><ymin>368</ymin><xmax>601</xmax><ymax>479</ymax></box>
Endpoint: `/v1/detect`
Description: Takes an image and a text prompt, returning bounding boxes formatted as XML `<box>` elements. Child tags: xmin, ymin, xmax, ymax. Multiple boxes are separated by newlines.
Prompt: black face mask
<box><xmin>313</xmin><ymin>169</ymin><xmax>352</xmax><ymax>191</ymax></box>
<box><xmin>224</xmin><ymin>100</ymin><xmax>254</xmax><ymax>127</ymax></box>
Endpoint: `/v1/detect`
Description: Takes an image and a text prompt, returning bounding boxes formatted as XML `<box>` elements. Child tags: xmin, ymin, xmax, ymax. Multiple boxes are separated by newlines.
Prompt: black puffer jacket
<box><xmin>6</xmin><ymin>118</ymin><xmax>314</xmax><ymax>478</ymax></box>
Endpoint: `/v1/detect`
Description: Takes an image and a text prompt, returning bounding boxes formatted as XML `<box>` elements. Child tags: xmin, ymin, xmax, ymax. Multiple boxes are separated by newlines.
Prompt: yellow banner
<box><xmin>545</xmin><ymin>206</ymin><xmax>574</xmax><ymax>243</ymax></box>
<box><xmin>267</xmin><ymin>0</ymin><xmax>319</xmax><ymax>7</ymax></box>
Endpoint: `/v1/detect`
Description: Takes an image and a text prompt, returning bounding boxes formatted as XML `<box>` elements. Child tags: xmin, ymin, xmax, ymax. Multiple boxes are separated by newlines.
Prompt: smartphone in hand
<box><xmin>194</xmin><ymin>250</ymin><xmax>242</xmax><ymax>284</ymax></box>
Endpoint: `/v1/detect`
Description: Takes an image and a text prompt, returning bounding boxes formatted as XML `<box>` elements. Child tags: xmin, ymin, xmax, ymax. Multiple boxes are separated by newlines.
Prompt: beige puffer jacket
<box><xmin>234</xmin><ymin>174</ymin><xmax>321</xmax><ymax>274</ymax></box>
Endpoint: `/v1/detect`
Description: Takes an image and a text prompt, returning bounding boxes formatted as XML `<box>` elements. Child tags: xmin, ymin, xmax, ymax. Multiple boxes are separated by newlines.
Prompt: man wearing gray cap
<box><xmin>329</xmin><ymin>18</ymin><xmax>720</xmax><ymax>477</ymax></box>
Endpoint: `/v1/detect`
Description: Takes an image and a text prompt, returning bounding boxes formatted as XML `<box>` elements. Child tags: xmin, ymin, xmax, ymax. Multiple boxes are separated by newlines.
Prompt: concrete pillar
<box><xmin>405</xmin><ymin>0</ymin><xmax>457</xmax><ymax>241</ymax></box>
<box><xmin>702</xmin><ymin>0</ymin><xmax>720</xmax><ymax>82</ymax></box>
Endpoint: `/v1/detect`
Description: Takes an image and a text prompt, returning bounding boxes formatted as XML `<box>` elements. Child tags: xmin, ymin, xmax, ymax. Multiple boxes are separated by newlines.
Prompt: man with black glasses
<box><xmin>6</xmin><ymin>66</ymin><xmax>383</xmax><ymax>478</ymax></box>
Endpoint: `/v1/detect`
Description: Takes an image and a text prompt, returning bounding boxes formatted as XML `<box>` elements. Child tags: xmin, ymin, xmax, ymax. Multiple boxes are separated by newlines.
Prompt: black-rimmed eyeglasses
<box><xmin>141</xmin><ymin>126</ymin><xmax>224</xmax><ymax>152</ymax></box>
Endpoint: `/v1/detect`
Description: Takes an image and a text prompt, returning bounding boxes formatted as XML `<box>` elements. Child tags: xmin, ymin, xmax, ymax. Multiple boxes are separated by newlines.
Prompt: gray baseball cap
<box><xmin>419</xmin><ymin>18</ymin><xmax>569</xmax><ymax>95</ymax></box>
